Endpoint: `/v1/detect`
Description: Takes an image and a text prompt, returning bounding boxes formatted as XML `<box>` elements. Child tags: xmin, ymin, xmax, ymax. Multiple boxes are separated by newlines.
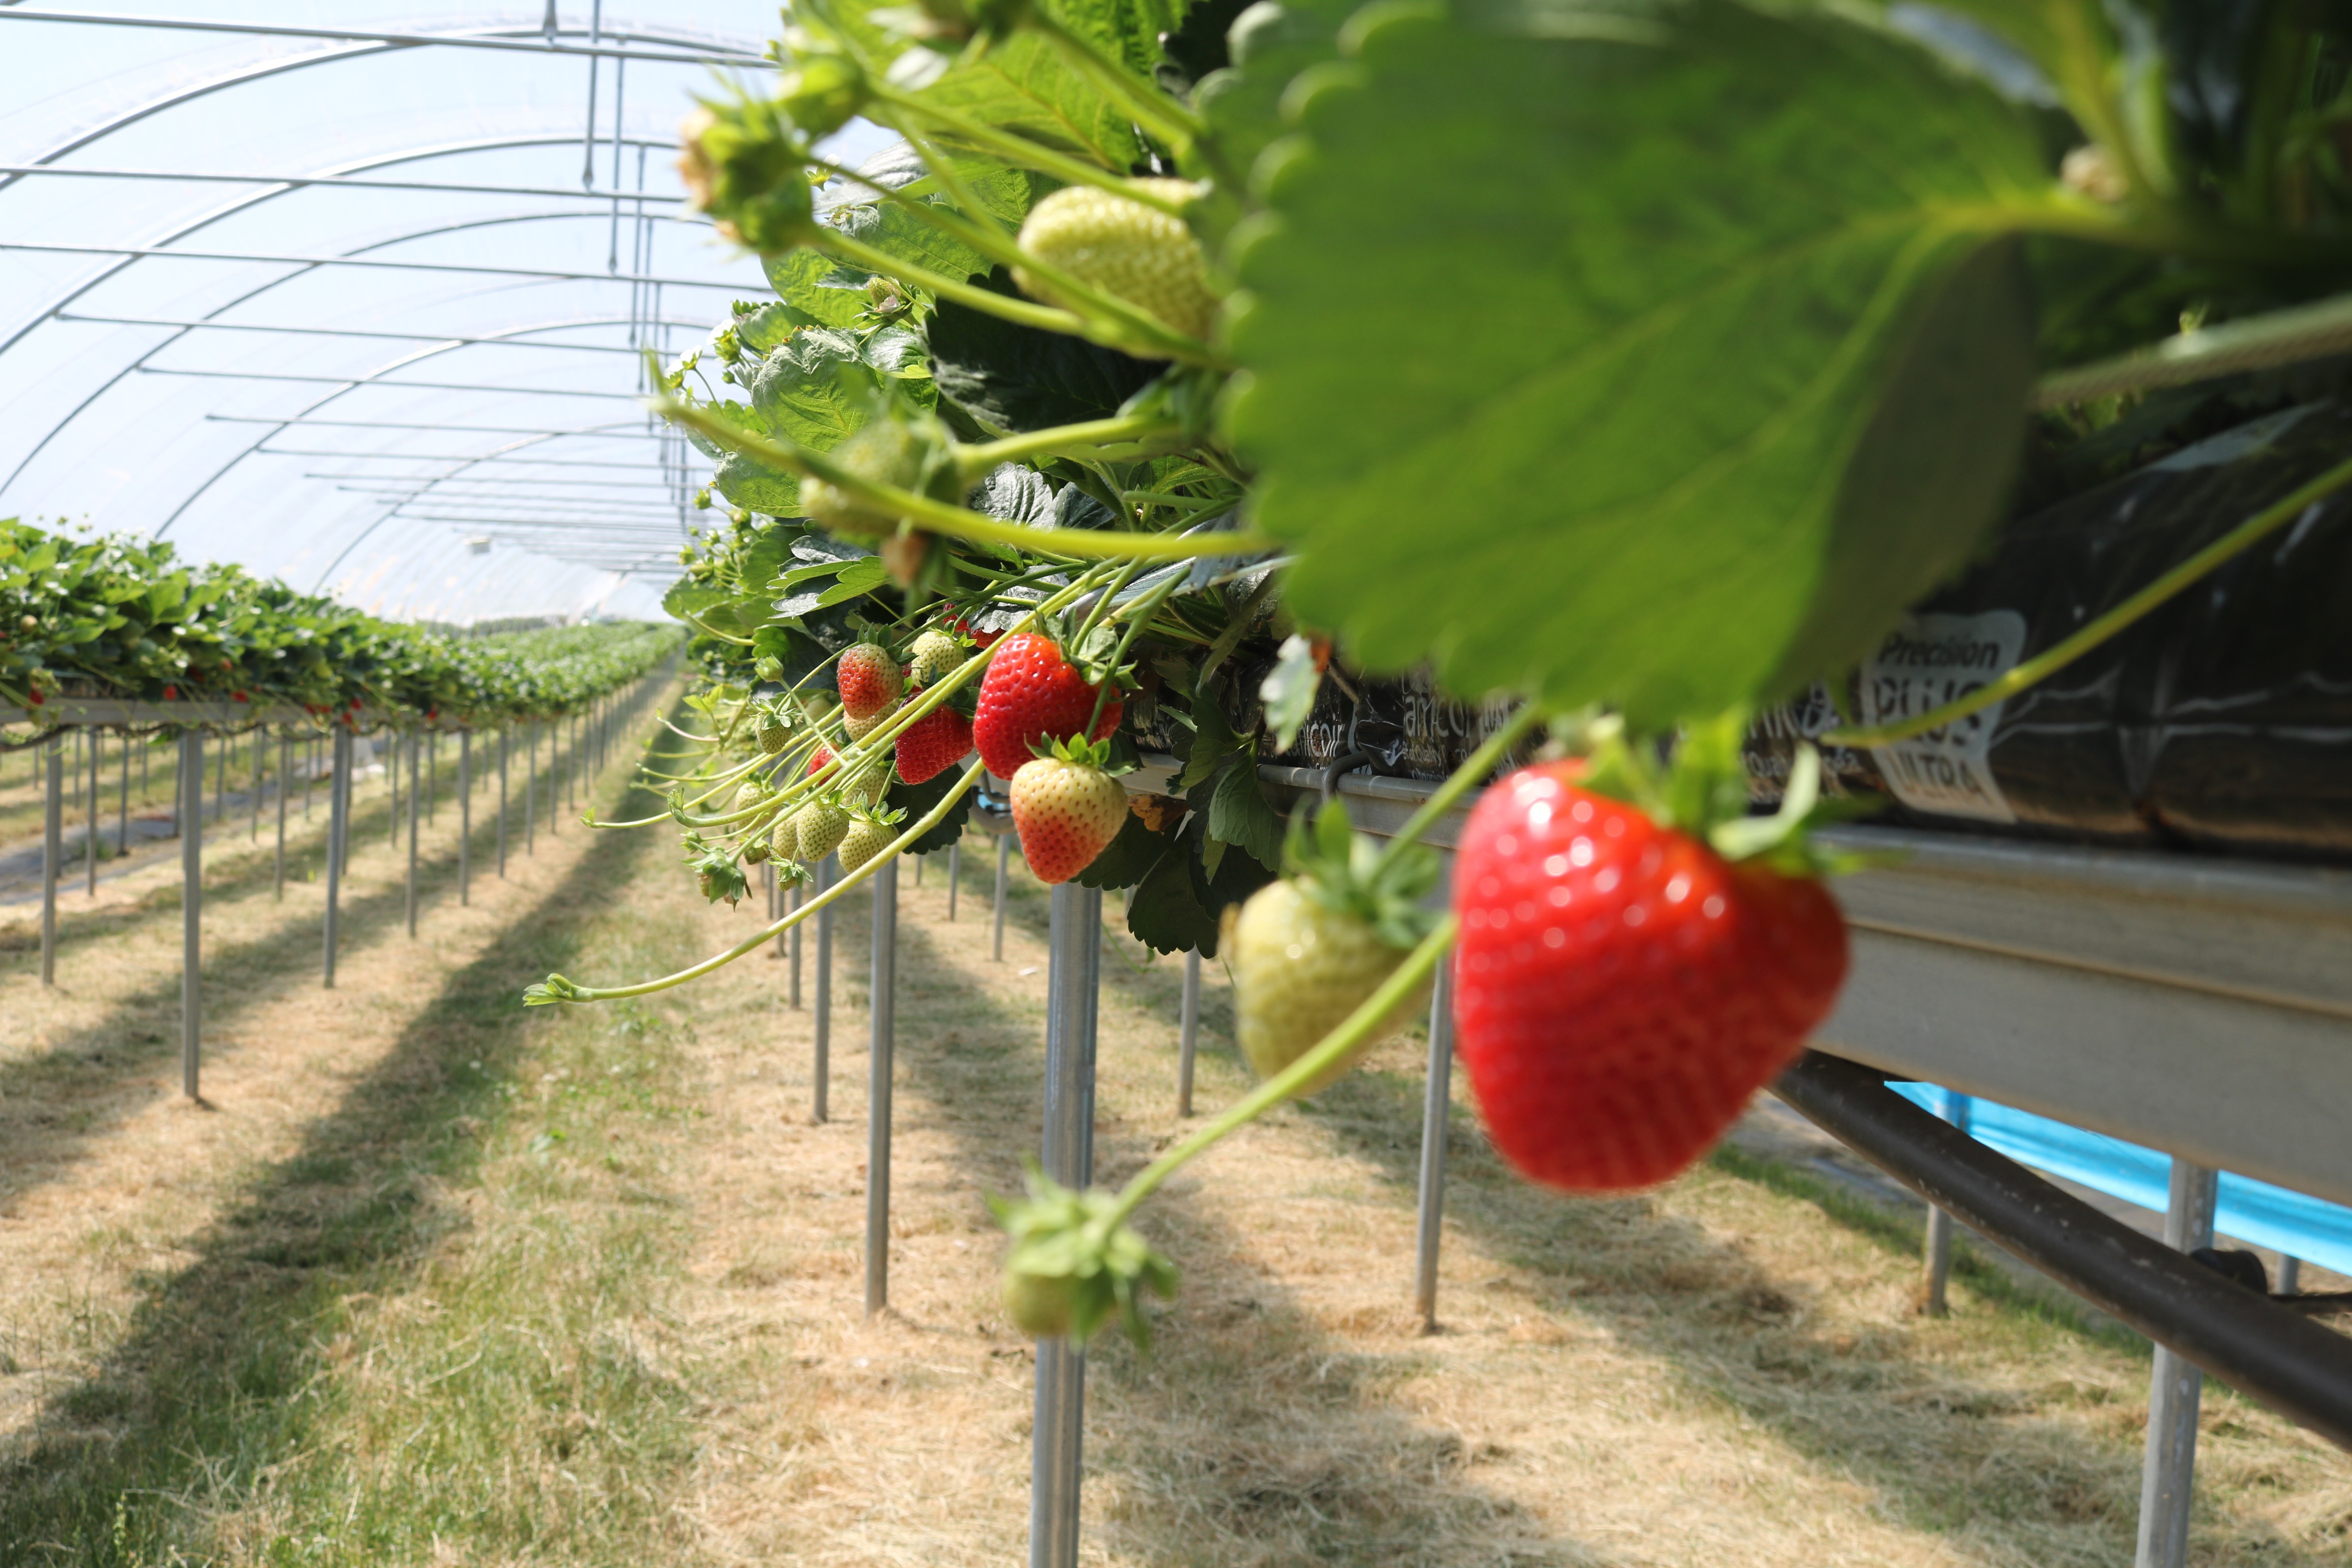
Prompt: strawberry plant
<box><xmin>528</xmin><ymin>0</ymin><xmax>2352</xmax><ymax>1348</ymax></box>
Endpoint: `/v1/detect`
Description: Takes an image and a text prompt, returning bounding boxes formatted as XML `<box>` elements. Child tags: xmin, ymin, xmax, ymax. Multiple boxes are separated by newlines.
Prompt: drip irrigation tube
<box><xmin>1775</xmin><ymin>1052</ymin><xmax>2352</xmax><ymax>1451</ymax></box>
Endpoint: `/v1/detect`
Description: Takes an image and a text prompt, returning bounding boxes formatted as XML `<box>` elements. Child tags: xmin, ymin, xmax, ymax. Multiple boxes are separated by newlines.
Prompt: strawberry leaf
<box><xmin>1225</xmin><ymin>0</ymin><xmax>2049</xmax><ymax>724</ymax></box>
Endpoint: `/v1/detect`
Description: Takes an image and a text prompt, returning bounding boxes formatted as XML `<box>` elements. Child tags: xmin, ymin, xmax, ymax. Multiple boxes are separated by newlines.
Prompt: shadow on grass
<box><xmin>0</xmin><ymin>727</ymin><xmax>673</xmax><ymax>1565</ymax></box>
<box><xmin>0</xmin><ymin>729</ymin><xmax>603</xmax><ymax>1214</ymax></box>
<box><xmin>1292</xmin><ymin>1063</ymin><xmax>2341</xmax><ymax>1564</ymax></box>
<box><xmin>861</xmin><ymin>901</ymin><xmax>1595</xmax><ymax>1567</ymax></box>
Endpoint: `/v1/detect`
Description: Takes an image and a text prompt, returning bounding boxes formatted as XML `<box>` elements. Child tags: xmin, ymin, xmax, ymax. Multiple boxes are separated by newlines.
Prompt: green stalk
<box><xmin>810</xmin><ymin>163</ymin><xmax>1221</xmax><ymax>365</ymax></box>
<box><xmin>1383</xmin><ymin>703</ymin><xmax>1547</xmax><ymax>861</ymax></box>
<box><xmin>655</xmin><ymin>398</ymin><xmax>1274</xmax><ymax>561</ymax></box>
<box><xmin>1093</xmin><ymin>916</ymin><xmax>1457</xmax><ymax>1232</ymax></box>
<box><xmin>867</xmin><ymin>84</ymin><xmax>1188</xmax><ymax>216</ymax></box>
<box><xmin>530</xmin><ymin>759</ymin><xmax>987</xmax><ymax>1004</ymax></box>
<box><xmin>1084</xmin><ymin>565</ymin><xmax>1185</xmax><ymax>736</ymax></box>
<box><xmin>1022</xmin><ymin>10</ymin><xmax>1208</xmax><ymax>152</ymax></box>
<box><xmin>958</xmin><ymin>414</ymin><xmax>1185</xmax><ymax>477</ymax></box>
<box><xmin>1823</xmin><ymin>450</ymin><xmax>2352</xmax><ymax>748</ymax></box>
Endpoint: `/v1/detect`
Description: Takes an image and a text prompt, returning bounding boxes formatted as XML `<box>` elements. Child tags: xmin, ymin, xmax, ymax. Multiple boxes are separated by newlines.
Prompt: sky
<box><xmin>0</xmin><ymin>3</ymin><xmax>892</xmax><ymax>625</ymax></box>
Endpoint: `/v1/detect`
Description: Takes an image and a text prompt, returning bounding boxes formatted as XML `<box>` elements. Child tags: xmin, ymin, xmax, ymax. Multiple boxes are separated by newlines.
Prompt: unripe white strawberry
<box><xmin>836</xmin><ymin>809</ymin><xmax>902</xmax><ymax>874</ymax></box>
<box><xmin>844</xmin><ymin>695</ymin><xmax>902</xmax><ymax>742</ymax></box>
<box><xmin>792</xmin><ymin>797</ymin><xmax>851</xmax><ymax>864</ymax></box>
<box><xmin>907</xmin><ymin>628</ymin><xmax>962</xmax><ymax>686</ymax></box>
<box><xmin>769</xmin><ymin>807</ymin><xmax>802</xmax><ymax>865</ymax></box>
<box><xmin>1009</xmin><ymin>738</ymin><xmax>1127</xmax><ymax>884</ymax></box>
<box><xmin>1013</xmin><ymin>180</ymin><xmax>1218</xmax><ymax>352</ymax></box>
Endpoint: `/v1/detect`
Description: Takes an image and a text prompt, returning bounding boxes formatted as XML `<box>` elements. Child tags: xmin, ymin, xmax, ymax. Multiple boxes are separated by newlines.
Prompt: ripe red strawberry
<box><xmin>894</xmin><ymin>693</ymin><xmax>975</xmax><ymax>784</ymax></box>
<box><xmin>1452</xmin><ymin>759</ymin><xmax>1848</xmax><ymax>1193</ymax></box>
<box><xmin>837</xmin><ymin>642</ymin><xmax>903</xmax><ymax>722</ymax></box>
<box><xmin>1009</xmin><ymin>738</ymin><xmax>1127</xmax><ymax>884</ymax></box>
<box><xmin>972</xmin><ymin>632</ymin><xmax>1122</xmax><ymax>780</ymax></box>
<box><xmin>806</xmin><ymin>741</ymin><xmax>836</xmax><ymax>779</ymax></box>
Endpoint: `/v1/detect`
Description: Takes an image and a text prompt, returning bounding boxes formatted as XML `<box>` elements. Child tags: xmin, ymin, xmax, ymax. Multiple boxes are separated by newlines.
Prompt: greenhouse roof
<box><xmin>0</xmin><ymin>3</ymin><xmax>885</xmax><ymax>625</ymax></box>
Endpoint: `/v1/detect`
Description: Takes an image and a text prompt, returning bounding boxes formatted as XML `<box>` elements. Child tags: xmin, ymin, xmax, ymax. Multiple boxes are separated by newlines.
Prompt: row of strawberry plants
<box><xmin>547</xmin><ymin>0</ymin><xmax>2352</xmax><ymax>1345</ymax></box>
<box><xmin>2</xmin><ymin>517</ymin><xmax>681</xmax><ymax>726</ymax></box>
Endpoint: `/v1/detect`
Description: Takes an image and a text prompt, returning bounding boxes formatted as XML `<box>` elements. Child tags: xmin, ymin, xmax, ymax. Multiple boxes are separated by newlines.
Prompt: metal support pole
<box><xmin>1924</xmin><ymin>1090</ymin><xmax>1975</xmax><ymax>1316</ymax></box>
<box><xmin>274</xmin><ymin>734</ymin><xmax>289</xmax><ymax>899</ymax></box>
<box><xmin>459</xmin><ymin>730</ymin><xmax>472</xmax><ymax>905</ymax></box>
<box><xmin>2279</xmin><ymin>1256</ymin><xmax>2303</xmax><ymax>1296</ymax></box>
<box><xmin>947</xmin><ymin>839</ymin><xmax>960</xmax><ymax>920</ymax></box>
<box><xmin>212</xmin><ymin>723</ymin><xmax>225</xmax><ymax>822</ymax></box>
<box><xmin>250</xmin><ymin>728</ymin><xmax>262</xmax><ymax>841</ymax></box>
<box><xmin>913</xmin><ymin>852</ymin><xmax>923</xmax><ymax>888</ymax></box>
<box><xmin>1030</xmin><ymin>882</ymin><xmax>1103</xmax><ymax>1568</ymax></box>
<box><xmin>427</xmin><ymin>731</ymin><xmax>437</xmax><ymax>824</ymax></box>
<box><xmin>387</xmin><ymin>728</ymin><xmax>401</xmax><ymax>850</ymax></box>
<box><xmin>526</xmin><ymin>720</ymin><xmax>537</xmax><ymax>854</ymax></box>
<box><xmin>180</xmin><ymin>728</ymin><xmax>202</xmax><ymax>1100</ymax></box>
<box><xmin>325</xmin><ymin>728</ymin><xmax>350</xmax><ymax>987</ymax></box>
<box><xmin>40</xmin><ymin>734</ymin><xmax>61</xmax><ymax>985</ymax></box>
<box><xmin>993</xmin><ymin>832</ymin><xmax>1010</xmax><ymax>961</ymax></box>
<box><xmin>2137</xmin><ymin>1159</ymin><xmax>2220</xmax><ymax>1568</ymax></box>
<box><xmin>1412</xmin><ymin>956</ymin><xmax>1456</xmax><ymax>1330</ymax></box>
<box><xmin>85</xmin><ymin>728</ymin><xmax>100</xmax><ymax>893</ymax></box>
<box><xmin>497</xmin><ymin>727</ymin><xmax>510</xmax><ymax>877</ymax></box>
<box><xmin>117</xmin><ymin>733</ymin><xmax>129</xmax><ymax>862</ymax></box>
<box><xmin>303</xmin><ymin>737</ymin><xmax>314</xmax><ymax>817</ymax></box>
<box><xmin>1178</xmin><ymin>950</ymin><xmax>1201</xmax><ymax>1116</ymax></box>
<box><xmin>866</xmin><ymin>858</ymin><xmax>898</xmax><ymax>1316</ymax></box>
<box><xmin>405</xmin><ymin>733</ymin><xmax>421</xmax><ymax>937</ymax></box>
<box><xmin>813</xmin><ymin>856</ymin><xmax>834</xmax><ymax>1122</ymax></box>
<box><xmin>789</xmin><ymin>878</ymin><xmax>803</xmax><ymax>1007</ymax></box>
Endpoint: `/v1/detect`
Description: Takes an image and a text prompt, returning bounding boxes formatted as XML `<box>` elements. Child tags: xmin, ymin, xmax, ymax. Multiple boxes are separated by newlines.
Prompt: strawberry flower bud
<box><xmin>775</xmin><ymin>45</ymin><xmax>869</xmax><ymax>138</ymax></box>
<box><xmin>677</xmin><ymin>96</ymin><xmax>816</xmax><ymax>253</ymax></box>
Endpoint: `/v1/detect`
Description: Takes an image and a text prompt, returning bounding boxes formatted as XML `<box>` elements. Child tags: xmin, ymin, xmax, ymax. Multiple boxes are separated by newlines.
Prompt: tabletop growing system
<box><xmin>8</xmin><ymin>6</ymin><xmax>2352</xmax><ymax>1568</ymax></box>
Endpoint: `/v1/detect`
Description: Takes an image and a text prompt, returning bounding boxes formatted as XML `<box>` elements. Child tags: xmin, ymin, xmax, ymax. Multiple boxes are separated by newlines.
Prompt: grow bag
<box><xmin>1749</xmin><ymin>399</ymin><xmax>2352</xmax><ymax>860</ymax></box>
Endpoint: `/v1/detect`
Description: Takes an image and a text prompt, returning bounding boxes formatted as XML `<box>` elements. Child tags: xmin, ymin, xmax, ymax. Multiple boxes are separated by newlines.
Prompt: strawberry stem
<box><xmin>1822</xmin><ymin>450</ymin><xmax>2352</xmax><ymax>748</ymax></box>
<box><xmin>1020</xmin><ymin>10</ymin><xmax>1209</xmax><ymax>153</ymax></box>
<box><xmin>956</xmin><ymin>414</ymin><xmax>1188</xmax><ymax>478</ymax></box>
<box><xmin>528</xmin><ymin>759</ymin><xmax>987</xmax><ymax>1004</ymax></box>
<box><xmin>654</xmin><ymin>398</ymin><xmax>1275</xmax><ymax>561</ymax></box>
<box><xmin>867</xmin><ymin>85</ymin><xmax>1191</xmax><ymax>216</ymax></box>
<box><xmin>1090</xmin><ymin>916</ymin><xmax>1458</xmax><ymax>1234</ymax></box>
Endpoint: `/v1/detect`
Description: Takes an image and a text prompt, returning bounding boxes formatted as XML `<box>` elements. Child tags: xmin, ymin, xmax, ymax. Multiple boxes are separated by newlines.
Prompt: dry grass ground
<box><xmin>2</xmin><ymin>704</ymin><xmax>2347</xmax><ymax>1566</ymax></box>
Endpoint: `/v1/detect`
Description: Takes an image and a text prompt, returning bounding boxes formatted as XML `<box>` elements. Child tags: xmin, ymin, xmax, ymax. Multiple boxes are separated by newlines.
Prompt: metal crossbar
<box><xmin>0</xmin><ymin>10</ymin><xmax>765</xmax><ymax>64</ymax></box>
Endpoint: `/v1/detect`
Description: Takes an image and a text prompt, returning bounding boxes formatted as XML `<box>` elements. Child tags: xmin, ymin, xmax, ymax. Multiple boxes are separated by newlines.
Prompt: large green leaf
<box><xmin>1225</xmin><ymin>0</ymin><xmax>2049</xmax><ymax>721</ymax></box>
<box><xmin>826</xmin><ymin>0</ymin><xmax>1144</xmax><ymax>169</ymax></box>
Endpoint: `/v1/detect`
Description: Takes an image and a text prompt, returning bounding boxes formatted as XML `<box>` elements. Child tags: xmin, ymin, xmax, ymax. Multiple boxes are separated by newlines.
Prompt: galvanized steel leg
<box><xmin>526</xmin><ymin>721</ymin><xmax>537</xmax><ymax>854</ymax></box>
<box><xmin>947</xmin><ymin>840</ymin><xmax>960</xmax><ymax>920</ymax></box>
<box><xmin>459</xmin><ymin>731</ymin><xmax>472</xmax><ymax>906</ymax></box>
<box><xmin>180</xmin><ymin>728</ymin><xmax>202</xmax><ymax>1100</ymax></box>
<box><xmin>1412</xmin><ymin>957</ymin><xmax>1456</xmax><ymax>1330</ymax></box>
<box><xmin>2136</xmin><ymin>1159</ymin><xmax>2219</xmax><ymax>1568</ymax></box>
<box><xmin>40</xmin><ymin>734</ymin><xmax>61</xmax><ymax>985</ymax></box>
<box><xmin>1923</xmin><ymin>1090</ymin><xmax>1975</xmax><ymax>1316</ymax></box>
<box><xmin>212</xmin><ymin>726</ymin><xmax>225</xmax><ymax>822</ymax></box>
<box><xmin>325</xmin><ymin>728</ymin><xmax>350</xmax><ymax>988</ymax></box>
<box><xmin>788</xmin><ymin>878</ymin><xmax>803</xmax><ymax>1007</ymax></box>
<box><xmin>1177</xmin><ymin>949</ymin><xmax>1200</xmax><ymax>1117</ymax></box>
<box><xmin>427</xmin><ymin>731</ymin><xmax>437</xmax><ymax>824</ymax></box>
<box><xmin>497</xmin><ymin>728</ymin><xmax>510</xmax><ymax>878</ymax></box>
<box><xmin>250</xmin><ymin>728</ymin><xmax>262</xmax><ymax>841</ymax></box>
<box><xmin>1030</xmin><ymin>882</ymin><xmax>1102</xmax><ymax>1568</ymax></box>
<box><xmin>274</xmin><ymin>735</ymin><xmax>289</xmax><ymax>900</ymax></box>
<box><xmin>117</xmin><ymin>735</ymin><xmax>129</xmax><ymax>862</ymax></box>
<box><xmin>2278</xmin><ymin>1256</ymin><xmax>2302</xmax><ymax>1296</ymax></box>
<box><xmin>813</xmin><ymin>855</ymin><xmax>834</xmax><ymax>1123</ymax></box>
<box><xmin>86</xmin><ymin>728</ymin><xmax>100</xmax><ymax>893</ymax></box>
<box><xmin>866</xmin><ymin>858</ymin><xmax>898</xmax><ymax>1316</ymax></box>
<box><xmin>993</xmin><ymin>833</ymin><xmax>1010</xmax><ymax>961</ymax></box>
<box><xmin>405</xmin><ymin>733</ymin><xmax>420</xmax><ymax>937</ymax></box>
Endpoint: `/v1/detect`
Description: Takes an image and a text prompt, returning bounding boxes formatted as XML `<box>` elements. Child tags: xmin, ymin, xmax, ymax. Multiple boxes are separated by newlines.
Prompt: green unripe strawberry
<box><xmin>676</xmin><ymin>97</ymin><xmax>815</xmax><ymax>253</ymax></box>
<box><xmin>907</xmin><ymin>628</ymin><xmax>962</xmax><ymax>686</ymax></box>
<box><xmin>755</xmin><ymin>702</ymin><xmax>791</xmax><ymax>755</ymax></box>
<box><xmin>844</xmin><ymin>695</ymin><xmax>902</xmax><ymax>743</ymax></box>
<box><xmin>769</xmin><ymin>808</ymin><xmax>802</xmax><ymax>865</ymax></box>
<box><xmin>835</xmin><ymin>808</ymin><xmax>903</xmax><ymax>874</ymax></box>
<box><xmin>1013</xmin><ymin>180</ymin><xmax>1218</xmax><ymax>352</ymax></box>
<box><xmin>733</xmin><ymin>777</ymin><xmax>772</xmax><ymax>811</ymax></box>
<box><xmin>775</xmin><ymin>39</ymin><xmax>868</xmax><ymax>138</ymax></box>
<box><xmin>741</xmin><ymin>834</ymin><xmax>771</xmax><ymax>865</ymax></box>
<box><xmin>801</xmin><ymin>414</ymin><xmax>955</xmax><ymax>541</ymax></box>
<box><xmin>1222</xmin><ymin>801</ymin><xmax>1441</xmax><ymax>1094</ymax></box>
<box><xmin>792</xmin><ymin>798</ymin><xmax>851</xmax><ymax>864</ymax></box>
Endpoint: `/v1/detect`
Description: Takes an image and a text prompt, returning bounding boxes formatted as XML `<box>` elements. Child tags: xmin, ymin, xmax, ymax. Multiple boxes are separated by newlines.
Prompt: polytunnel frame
<box><xmin>0</xmin><ymin>9</ymin><xmax>774</xmax><ymax>618</ymax></box>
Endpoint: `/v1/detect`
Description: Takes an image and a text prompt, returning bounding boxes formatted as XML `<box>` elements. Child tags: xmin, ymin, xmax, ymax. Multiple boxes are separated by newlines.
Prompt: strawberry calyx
<box><xmin>1570</xmin><ymin>710</ymin><xmax>1860</xmax><ymax>878</ymax></box>
<box><xmin>990</xmin><ymin>1165</ymin><xmax>1178</xmax><ymax>1348</ymax></box>
<box><xmin>1285</xmin><ymin>798</ymin><xmax>1441</xmax><ymax>952</ymax></box>
<box><xmin>1026</xmin><ymin>732</ymin><xmax>1114</xmax><ymax>770</ymax></box>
